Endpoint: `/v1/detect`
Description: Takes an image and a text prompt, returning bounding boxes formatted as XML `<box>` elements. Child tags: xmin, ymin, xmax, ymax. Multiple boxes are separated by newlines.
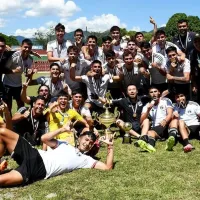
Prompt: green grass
<box><xmin>1</xmin><ymin>74</ymin><xmax>200</xmax><ymax>200</ymax></box>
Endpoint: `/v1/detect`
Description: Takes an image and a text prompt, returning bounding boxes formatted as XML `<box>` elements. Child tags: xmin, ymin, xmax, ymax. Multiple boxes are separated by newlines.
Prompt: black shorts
<box><xmin>150</xmin><ymin>125</ymin><xmax>168</xmax><ymax>138</ymax></box>
<box><xmin>3</xmin><ymin>85</ymin><xmax>22</xmax><ymax>101</ymax></box>
<box><xmin>132</xmin><ymin>121</ymin><xmax>141</xmax><ymax>133</ymax></box>
<box><xmin>12</xmin><ymin>136</ymin><xmax>46</xmax><ymax>185</ymax></box>
<box><xmin>188</xmin><ymin>125</ymin><xmax>200</xmax><ymax>139</ymax></box>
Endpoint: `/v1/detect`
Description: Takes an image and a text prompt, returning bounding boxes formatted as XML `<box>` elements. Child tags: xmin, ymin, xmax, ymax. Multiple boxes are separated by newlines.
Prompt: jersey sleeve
<box><xmin>166</xmin><ymin>98</ymin><xmax>173</xmax><ymax>108</ymax></box>
<box><xmin>195</xmin><ymin>104</ymin><xmax>200</xmax><ymax>116</ymax></box>
<box><xmin>79</xmin><ymin>154</ymin><xmax>98</xmax><ymax>169</ymax></box>
<box><xmin>142</xmin><ymin>105</ymin><xmax>148</xmax><ymax>114</ymax></box>
<box><xmin>47</xmin><ymin>42</ymin><xmax>53</xmax><ymax>52</ymax></box>
<box><xmin>183</xmin><ymin>59</ymin><xmax>191</xmax><ymax>73</ymax></box>
<box><xmin>17</xmin><ymin>107</ymin><xmax>28</xmax><ymax>114</ymax></box>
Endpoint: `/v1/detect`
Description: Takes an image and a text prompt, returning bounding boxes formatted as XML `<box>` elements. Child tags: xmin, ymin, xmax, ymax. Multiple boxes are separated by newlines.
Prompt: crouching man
<box><xmin>168</xmin><ymin>92</ymin><xmax>199</xmax><ymax>152</ymax></box>
<box><xmin>0</xmin><ymin>123</ymin><xmax>114</xmax><ymax>187</ymax></box>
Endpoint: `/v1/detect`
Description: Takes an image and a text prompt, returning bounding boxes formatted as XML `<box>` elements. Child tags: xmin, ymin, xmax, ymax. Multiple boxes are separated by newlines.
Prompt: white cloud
<box><xmin>160</xmin><ymin>24</ymin><xmax>166</xmax><ymax>27</ymax></box>
<box><xmin>25</xmin><ymin>0</ymin><xmax>80</xmax><ymax>18</ymax></box>
<box><xmin>14</xmin><ymin>26</ymin><xmax>48</xmax><ymax>38</ymax></box>
<box><xmin>131</xmin><ymin>26</ymin><xmax>141</xmax><ymax>32</ymax></box>
<box><xmin>61</xmin><ymin>14</ymin><xmax>126</xmax><ymax>32</ymax></box>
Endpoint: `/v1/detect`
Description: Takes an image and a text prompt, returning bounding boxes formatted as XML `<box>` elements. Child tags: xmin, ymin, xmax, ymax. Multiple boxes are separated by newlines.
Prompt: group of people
<box><xmin>0</xmin><ymin>17</ymin><xmax>200</xmax><ymax>187</ymax></box>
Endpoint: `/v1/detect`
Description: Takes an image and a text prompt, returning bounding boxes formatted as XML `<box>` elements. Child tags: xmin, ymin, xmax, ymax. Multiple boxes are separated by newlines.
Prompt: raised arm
<box><xmin>70</xmin><ymin>63</ymin><xmax>82</xmax><ymax>81</ymax></box>
<box><xmin>41</xmin><ymin>122</ymin><xmax>72</xmax><ymax>149</ymax></box>
<box><xmin>93</xmin><ymin>134</ymin><xmax>114</xmax><ymax>170</ymax></box>
<box><xmin>21</xmin><ymin>81</ymin><xmax>32</xmax><ymax>104</ymax></box>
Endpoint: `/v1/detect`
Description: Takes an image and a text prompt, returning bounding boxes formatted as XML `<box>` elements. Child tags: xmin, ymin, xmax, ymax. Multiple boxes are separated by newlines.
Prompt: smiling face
<box><xmin>111</xmin><ymin>30</ymin><xmax>120</xmax><ymax>41</ymax></box>
<box><xmin>156</xmin><ymin>34</ymin><xmax>166</xmax><ymax>46</ymax></box>
<box><xmin>21</xmin><ymin>42</ymin><xmax>32</xmax><ymax>58</ymax></box>
<box><xmin>141</xmin><ymin>47</ymin><xmax>152</xmax><ymax>59</ymax></box>
<box><xmin>124</xmin><ymin>53</ymin><xmax>134</xmax><ymax>66</ymax></box>
<box><xmin>72</xmin><ymin>93</ymin><xmax>83</xmax><ymax>107</ymax></box>
<box><xmin>91</xmin><ymin>62</ymin><xmax>102</xmax><ymax>75</ymax></box>
<box><xmin>78</xmin><ymin>135</ymin><xmax>95</xmax><ymax>152</ymax></box>
<box><xmin>56</xmin><ymin>28</ymin><xmax>65</xmax><ymax>42</ymax></box>
<box><xmin>177</xmin><ymin>22</ymin><xmax>188</xmax><ymax>36</ymax></box>
<box><xmin>87</xmin><ymin>38</ymin><xmax>97</xmax><ymax>50</ymax></box>
<box><xmin>103</xmin><ymin>40</ymin><xmax>112</xmax><ymax>51</ymax></box>
<box><xmin>167</xmin><ymin>50</ymin><xmax>178</xmax><ymax>62</ymax></box>
<box><xmin>50</xmin><ymin>65</ymin><xmax>60</xmax><ymax>78</ymax></box>
<box><xmin>127</xmin><ymin>41</ymin><xmax>137</xmax><ymax>53</ymax></box>
<box><xmin>74</xmin><ymin>31</ymin><xmax>83</xmax><ymax>44</ymax></box>
<box><xmin>33</xmin><ymin>99</ymin><xmax>45</xmax><ymax>115</ymax></box>
<box><xmin>68</xmin><ymin>50</ymin><xmax>78</xmax><ymax>62</ymax></box>
<box><xmin>57</xmin><ymin>96</ymin><xmax>68</xmax><ymax>111</ymax></box>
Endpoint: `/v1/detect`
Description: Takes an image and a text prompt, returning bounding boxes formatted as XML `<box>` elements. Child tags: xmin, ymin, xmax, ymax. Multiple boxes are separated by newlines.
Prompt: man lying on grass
<box><xmin>0</xmin><ymin>123</ymin><xmax>114</xmax><ymax>187</ymax></box>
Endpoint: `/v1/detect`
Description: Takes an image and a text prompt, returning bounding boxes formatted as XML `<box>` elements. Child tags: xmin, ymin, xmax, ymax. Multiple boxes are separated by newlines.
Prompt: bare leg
<box><xmin>0</xmin><ymin>170</ymin><xmax>23</xmax><ymax>186</ymax></box>
<box><xmin>178</xmin><ymin>120</ymin><xmax>189</xmax><ymax>140</ymax></box>
<box><xmin>140</xmin><ymin>118</ymin><xmax>150</xmax><ymax>136</ymax></box>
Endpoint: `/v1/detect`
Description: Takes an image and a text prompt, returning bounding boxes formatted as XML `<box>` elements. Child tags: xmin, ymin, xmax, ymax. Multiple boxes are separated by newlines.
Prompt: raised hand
<box><xmin>99</xmin><ymin>132</ymin><xmax>116</xmax><ymax>146</ymax></box>
<box><xmin>23</xmin><ymin>108</ymin><xmax>31</xmax><ymax>118</ymax></box>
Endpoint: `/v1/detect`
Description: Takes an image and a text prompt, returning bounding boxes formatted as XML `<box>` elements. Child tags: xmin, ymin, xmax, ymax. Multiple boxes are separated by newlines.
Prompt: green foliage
<box><xmin>188</xmin><ymin>15</ymin><xmax>200</xmax><ymax>33</ymax></box>
<box><xmin>0</xmin><ymin>33</ymin><xmax>19</xmax><ymax>46</ymax></box>
<box><xmin>165</xmin><ymin>13</ymin><xmax>187</xmax><ymax>39</ymax></box>
<box><xmin>34</xmin><ymin>27</ymin><xmax>55</xmax><ymax>49</ymax></box>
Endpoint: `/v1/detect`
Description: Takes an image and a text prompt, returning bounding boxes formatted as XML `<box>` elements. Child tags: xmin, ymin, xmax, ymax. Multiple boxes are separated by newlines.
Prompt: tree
<box><xmin>0</xmin><ymin>33</ymin><xmax>19</xmax><ymax>46</ymax></box>
<box><xmin>165</xmin><ymin>13</ymin><xmax>187</xmax><ymax>39</ymax></box>
<box><xmin>34</xmin><ymin>27</ymin><xmax>55</xmax><ymax>49</ymax></box>
<box><xmin>187</xmin><ymin>16</ymin><xmax>200</xmax><ymax>33</ymax></box>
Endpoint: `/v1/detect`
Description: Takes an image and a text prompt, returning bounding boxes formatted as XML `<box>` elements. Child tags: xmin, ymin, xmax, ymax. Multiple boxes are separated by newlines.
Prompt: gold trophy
<box><xmin>92</xmin><ymin>91</ymin><xmax>120</xmax><ymax>136</ymax></box>
<box><xmin>121</xmin><ymin>122</ymin><xmax>132</xmax><ymax>144</ymax></box>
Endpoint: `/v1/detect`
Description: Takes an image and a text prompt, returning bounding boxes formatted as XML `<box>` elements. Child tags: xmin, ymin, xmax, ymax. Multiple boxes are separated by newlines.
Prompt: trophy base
<box><xmin>122</xmin><ymin>132</ymin><xmax>131</xmax><ymax>144</ymax></box>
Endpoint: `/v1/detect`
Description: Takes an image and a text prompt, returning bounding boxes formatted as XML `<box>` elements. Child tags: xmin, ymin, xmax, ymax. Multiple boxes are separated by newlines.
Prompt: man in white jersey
<box><xmin>0</xmin><ymin>123</ymin><xmax>114</xmax><ymax>186</ymax></box>
<box><xmin>164</xmin><ymin>46</ymin><xmax>191</xmax><ymax>98</ymax></box>
<box><xmin>140</xmin><ymin>42</ymin><xmax>167</xmax><ymax>93</ymax></box>
<box><xmin>47</xmin><ymin>23</ymin><xmax>72</xmax><ymax>64</ymax></box>
<box><xmin>168</xmin><ymin>93</ymin><xmax>199</xmax><ymax>152</ymax></box>
<box><xmin>70</xmin><ymin>60</ymin><xmax>113</xmax><ymax>112</ymax></box>
<box><xmin>138</xmin><ymin>87</ymin><xmax>173</xmax><ymax>152</ymax></box>
<box><xmin>152</xmin><ymin>30</ymin><xmax>185</xmax><ymax>61</ymax></box>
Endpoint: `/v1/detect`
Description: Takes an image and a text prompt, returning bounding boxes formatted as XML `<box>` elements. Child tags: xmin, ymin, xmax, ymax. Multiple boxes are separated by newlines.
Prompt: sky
<box><xmin>0</xmin><ymin>0</ymin><xmax>200</xmax><ymax>38</ymax></box>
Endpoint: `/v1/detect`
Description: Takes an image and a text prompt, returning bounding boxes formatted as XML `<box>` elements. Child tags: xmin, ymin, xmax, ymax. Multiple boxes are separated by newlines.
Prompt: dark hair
<box><xmin>49</xmin><ymin>62</ymin><xmax>60</xmax><ymax>70</ymax></box>
<box><xmin>178</xmin><ymin>19</ymin><xmax>188</xmax><ymax>24</ymax></box>
<box><xmin>55</xmin><ymin>23</ymin><xmax>65</xmax><ymax>31</ymax></box>
<box><xmin>166</xmin><ymin>46</ymin><xmax>177</xmax><ymax>55</ymax></box>
<box><xmin>35</xmin><ymin>95</ymin><xmax>46</xmax><ymax>102</ymax></box>
<box><xmin>140</xmin><ymin>41</ymin><xmax>151</xmax><ymax>49</ymax></box>
<box><xmin>72</xmin><ymin>90</ymin><xmax>83</xmax><ymax>96</ymax></box>
<box><xmin>127</xmin><ymin>39</ymin><xmax>136</xmax><ymax>45</ymax></box>
<box><xmin>74</xmin><ymin>29</ymin><xmax>84</xmax><ymax>36</ymax></box>
<box><xmin>105</xmin><ymin>50</ymin><xmax>115</xmax><ymax>58</ymax></box>
<box><xmin>67</xmin><ymin>45</ymin><xmax>79</xmax><ymax>54</ymax></box>
<box><xmin>80</xmin><ymin>131</ymin><xmax>97</xmax><ymax>142</ymax></box>
<box><xmin>155</xmin><ymin>30</ymin><xmax>166</xmax><ymax>38</ymax></box>
<box><xmin>134</xmin><ymin>32</ymin><xmax>144</xmax><ymax>38</ymax></box>
<box><xmin>0</xmin><ymin>36</ymin><xmax>6</xmax><ymax>44</ymax></box>
<box><xmin>91</xmin><ymin>60</ymin><xmax>102</xmax><ymax>67</ymax></box>
<box><xmin>102</xmin><ymin>36</ymin><xmax>112</xmax><ymax>43</ymax></box>
<box><xmin>22</xmin><ymin>38</ymin><xmax>33</xmax><ymax>46</ymax></box>
<box><xmin>122</xmin><ymin>50</ymin><xmax>133</xmax><ymax>60</ymax></box>
<box><xmin>87</xmin><ymin>35</ymin><xmax>98</xmax><ymax>43</ymax></box>
<box><xmin>37</xmin><ymin>85</ymin><xmax>50</xmax><ymax>94</ymax></box>
<box><xmin>149</xmin><ymin>86</ymin><xmax>160</xmax><ymax>92</ymax></box>
<box><xmin>126</xmin><ymin>84</ymin><xmax>137</xmax><ymax>91</ymax></box>
<box><xmin>110</xmin><ymin>26</ymin><xmax>120</xmax><ymax>33</ymax></box>
<box><xmin>57</xmin><ymin>90</ymin><xmax>69</xmax><ymax>98</ymax></box>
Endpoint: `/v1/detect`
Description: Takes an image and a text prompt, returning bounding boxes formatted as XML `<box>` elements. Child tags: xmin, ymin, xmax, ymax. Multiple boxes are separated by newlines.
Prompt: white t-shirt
<box><xmin>173</xmin><ymin>101</ymin><xmax>200</xmax><ymax>126</ymax></box>
<box><xmin>3</xmin><ymin>51</ymin><xmax>33</xmax><ymax>87</ymax></box>
<box><xmin>165</xmin><ymin>58</ymin><xmax>191</xmax><ymax>84</ymax></box>
<box><xmin>143</xmin><ymin>52</ymin><xmax>166</xmax><ymax>84</ymax></box>
<box><xmin>142</xmin><ymin>98</ymin><xmax>173</xmax><ymax>127</ymax></box>
<box><xmin>69</xmin><ymin>101</ymin><xmax>91</xmax><ymax>117</ymax></box>
<box><xmin>38</xmin><ymin>143</ymin><xmax>97</xmax><ymax>179</ymax></box>
<box><xmin>81</xmin><ymin>74</ymin><xmax>110</xmax><ymax>107</ymax></box>
<box><xmin>47</xmin><ymin>39</ymin><xmax>72</xmax><ymax>58</ymax></box>
<box><xmin>152</xmin><ymin>41</ymin><xmax>180</xmax><ymax>60</ymax></box>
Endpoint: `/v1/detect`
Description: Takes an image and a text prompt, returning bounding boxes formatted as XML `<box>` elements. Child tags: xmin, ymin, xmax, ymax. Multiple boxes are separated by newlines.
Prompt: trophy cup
<box><xmin>121</xmin><ymin>122</ymin><xmax>132</xmax><ymax>144</ymax></box>
<box><xmin>93</xmin><ymin>91</ymin><xmax>120</xmax><ymax>136</ymax></box>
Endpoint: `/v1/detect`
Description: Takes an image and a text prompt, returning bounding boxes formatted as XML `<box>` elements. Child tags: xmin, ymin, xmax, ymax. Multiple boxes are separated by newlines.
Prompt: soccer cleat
<box><xmin>183</xmin><ymin>144</ymin><xmax>194</xmax><ymax>153</ymax></box>
<box><xmin>165</xmin><ymin>136</ymin><xmax>175</xmax><ymax>151</ymax></box>
<box><xmin>137</xmin><ymin>139</ymin><xmax>156</xmax><ymax>153</ymax></box>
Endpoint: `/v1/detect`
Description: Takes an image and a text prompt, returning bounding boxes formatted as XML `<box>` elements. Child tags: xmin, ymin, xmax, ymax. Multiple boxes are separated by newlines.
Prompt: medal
<box><xmin>133</xmin><ymin>113</ymin><xmax>137</xmax><ymax>118</ymax></box>
<box><xmin>131</xmin><ymin>102</ymin><xmax>138</xmax><ymax>119</ymax></box>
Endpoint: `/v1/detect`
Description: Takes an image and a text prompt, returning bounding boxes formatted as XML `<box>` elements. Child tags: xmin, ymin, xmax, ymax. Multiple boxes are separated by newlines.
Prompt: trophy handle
<box><xmin>114</xmin><ymin>107</ymin><xmax>120</xmax><ymax>119</ymax></box>
<box><xmin>92</xmin><ymin>111</ymin><xmax>100</xmax><ymax>123</ymax></box>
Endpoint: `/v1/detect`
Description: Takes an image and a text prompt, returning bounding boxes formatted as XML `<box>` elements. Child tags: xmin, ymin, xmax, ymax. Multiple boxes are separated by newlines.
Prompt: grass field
<box><xmin>1</xmin><ymin>74</ymin><xmax>200</xmax><ymax>200</ymax></box>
